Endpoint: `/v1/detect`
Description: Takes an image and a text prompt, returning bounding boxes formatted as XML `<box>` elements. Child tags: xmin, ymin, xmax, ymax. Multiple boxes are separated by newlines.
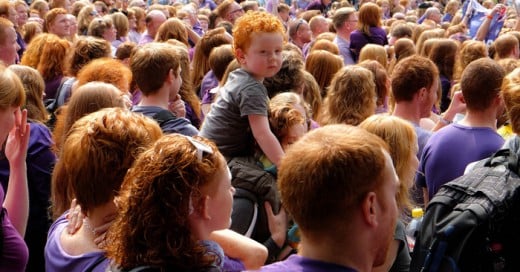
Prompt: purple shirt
<box><xmin>138</xmin><ymin>33</ymin><xmax>154</xmax><ymax>46</ymax></box>
<box><xmin>199</xmin><ymin>70</ymin><xmax>219</xmax><ymax>99</ymax></box>
<box><xmin>334</xmin><ymin>35</ymin><xmax>355</xmax><ymax>65</ymax></box>
<box><xmin>45</xmin><ymin>214</ymin><xmax>108</xmax><ymax>272</ymax></box>
<box><xmin>0</xmin><ymin>202</ymin><xmax>28</xmax><ymax>272</ymax></box>
<box><xmin>259</xmin><ymin>254</ymin><xmax>357</xmax><ymax>272</ymax></box>
<box><xmin>349</xmin><ymin>27</ymin><xmax>388</xmax><ymax>61</ymax></box>
<box><xmin>416</xmin><ymin>123</ymin><xmax>504</xmax><ymax>200</ymax></box>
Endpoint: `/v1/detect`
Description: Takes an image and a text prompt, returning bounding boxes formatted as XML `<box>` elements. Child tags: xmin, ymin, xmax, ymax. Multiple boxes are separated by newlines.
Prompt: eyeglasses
<box><xmin>185</xmin><ymin>136</ymin><xmax>213</xmax><ymax>161</ymax></box>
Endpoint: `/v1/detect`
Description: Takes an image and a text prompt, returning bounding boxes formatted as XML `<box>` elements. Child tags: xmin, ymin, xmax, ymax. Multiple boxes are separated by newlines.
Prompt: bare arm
<box><xmin>248</xmin><ymin>115</ymin><xmax>284</xmax><ymax>167</ymax></box>
<box><xmin>4</xmin><ymin>109</ymin><xmax>30</xmax><ymax>236</ymax></box>
<box><xmin>432</xmin><ymin>91</ymin><xmax>465</xmax><ymax>132</ymax></box>
<box><xmin>210</xmin><ymin>229</ymin><xmax>268</xmax><ymax>270</ymax></box>
<box><xmin>475</xmin><ymin>4</ymin><xmax>503</xmax><ymax>41</ymax></box>
<box><xmin>423</xmin><ymin>187</ymin><xmax>430</xmax><ymax>207</ymax></box>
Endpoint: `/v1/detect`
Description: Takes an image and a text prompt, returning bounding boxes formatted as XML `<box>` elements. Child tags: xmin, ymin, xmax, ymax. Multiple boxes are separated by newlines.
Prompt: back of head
<box><xmin>88</xmin><ymin>16</ymin><xmax>114</xmax><ymax>38</ymax></box>
<box><xmin>105</xmin><ymin>134</ymin><xmax>224</xmax><ymax>270</ymax></box>
<box><xmin>305</xmin><ymin>49</ymin><xmax>343</xmax><ymax>97</ymax></box>
<box><xmin>232</xmin><ymin>11</ymin><xmax>285</xmax><ymax>54</ymax></box>
<box><xmin>0</xmin><ymin>17</ymin><xmax>13</xmax><ymax>46</ymax></box>
<box><xmin>460</xmin><ymin>58</ymin><xmax>505</xmax><ymax>112</ymax></box>
<box><xmin>269</xmin><ymin>92</ymin><xmax>309</xmax><ymax>141</ymax></box>
<box><xmin>391</xmin><ymin>55</ymin><xmax>438</xmax><ymax>102</ymax></box>
<box><xmin>502</xmin><ymin>68</ymin><xmax>520</xmax><ymax>133</ymax></box>
<box><xmin>321</xmin><ymin>65</ymin><xmax>376</xmax><ymax>126</ymax></box>
<box><xmin>359</xmin><ymin>44</ymin><xmax>388</xmax><ymax>68</ymax></box>
<box><xmin>66</xmin><ymin>36</ymin><xmax>112</xmax><ymax>77</ymax></box>
<box><xmin>278</xmin><ymin>124</ymin><xmax>388</xmax><ymax>233</ymax></box>
<box><xmin>455</xmin><ymin>40</ymin><xmax>487</xmax><ymax>79</ymax></box>
<box><xmin>310</xmin><ymin>39</ymin><xmax>339</xmax><ymax>55</ymax></box>
<box><xmin>494</xmin><ymin>34</ymin><xmax>519</xmax><ymax>59</ymax></box>
<box><xmin>393</xmin><ymin>38</ymin><xmax>416</xmax><ymax>61</ymax></box>
<box><xmin>208</xmin><ymin>44</ymin><xmax>234</xmax><ymax>82</ymax></box>
<box><xmin>0</xmin><ymin>64</ymin><xmax>25</xmax><ymax>110</ymax></box>
<box><xmin>428</xmin><ymin>38</ymin><xmax>458</xmax><ymax>79</ymax></box>
<box><xmin>77</xmin><ymin>57</ymin><xmax>132</xmax><ymax>92</ymax></box>
<box><xmin>359</xmin><ymin>115</ymin><xmax>417</xmax><ymax>211</ymax></box>
<box><xmin>8</xmin><ymin>65</ymin><xmax>48</xmax><ymax>123</ymax></box>
<box><xmin>45</xmin><ymin>8</ymin><xmax>67</xmax><ymax>31</ymax></box>
<box><xmin>55</xmin><ymin>107</ymin><xmax>162</xmax><ymax>216</ymax></box>
<box><xmin>36</xmin><ymin>34</ymin><xmax>70</xmax><ymax>80</ymax></box>
<box><xmin>358</xmin><ymin>2</ymin><xmax>382</xmax><ymax>29</ymax></box>
<box><xmin>131</xmin><ymin>42</ymin><xmax>180</xmax><ymax>95</ymax></box>
<box><xmin>390</xmin><ymin>22</ymin><xmax>413</xmax><ymax>39</ymax></box>
<box><xmin>155</xmin><ymin>17</ymin><xmax>189</xmax><ymax>45</ymax></box>
<box><xmin>357</xmin><ymin>60</ymin><xmax>389</xmax><ymax>108</ymax></box>
<box><xmin>264</xmin><ymin>50</ymin><xmax>305</xmax><ymax>98</ymax></box>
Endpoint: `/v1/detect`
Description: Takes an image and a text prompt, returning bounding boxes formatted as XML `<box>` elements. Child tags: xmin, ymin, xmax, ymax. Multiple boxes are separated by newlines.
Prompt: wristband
<box><xmin>487</xmin><ymin>14</ymin><xmax>493</xmax><ymax>20</ymax></box>
<box><xmin>440</xmin><ymin>116</ymin><xmax>453</xmax><ymax>125</ymax></box>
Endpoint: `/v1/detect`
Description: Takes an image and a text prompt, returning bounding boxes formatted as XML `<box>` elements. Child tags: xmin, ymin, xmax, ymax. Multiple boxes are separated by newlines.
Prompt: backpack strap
<box><xmin>151</xmin><ymin>110</ymin><xmax>176</xmax><ymax>128</ymax></box>
<box><xmin>233</xmin><ymin>188</ymin><xmax>259</xmax><ymax>238</ymax></box>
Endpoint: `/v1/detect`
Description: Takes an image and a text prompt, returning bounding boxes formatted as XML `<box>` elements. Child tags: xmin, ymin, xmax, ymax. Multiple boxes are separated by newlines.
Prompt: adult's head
<box><xmin>130</xmin><ymin>42</ymin><xmax>181</xmax><ymax>95</ymax></box>
<box><xmin>0</xmin><ymin>0</ymin><xmax>18</xmax><ymax>27</ymax></box>
<box><xmin>65</xmin><ymin>36</ymin><xmax>111</xmax><ymax>77</ymax></box>
<box><xmin>360</xmin><ymin>115</ymin><xmax>418</xmax><ymax>211</ymax></box>
<box><xmin>76</xmin><ymin>57</ymin><xmax>132</xmax><ymax>93</ymax></box>
<box><xmin>278</xmin><ymin>124</ymin><xmax>398</xmax><ymax>270</ymax></box>
<box><xmin>428</xmin><ymin>38</ymin><xmax>458</xmax><ymax>80</ymax></box>
<box><xmin>54</xmin><ymin>106</ymin><xmax>162</xmax><ymax>216</ymax></box>
<box><xmin>87</xmin><ymin>16</ymin><xmax>117</xmax><ymax>42</ymax></box>
<box><xmin>20</xmin><ymin>33</ymin><xmax>53</xmax><ymax>68</ymax></box>
<box><xmin>359</xmin><ymin>44</ymin><xmax>388</xmax><ymax>68</ymax></box>
<box><xmin>45</xmin><ymin>8</ymin><xmax>70</xmax><ymax>38</ymax></box>
<box><xmin>263</xmin><ymin>50</ymin><xmax>305</xmax><ymax>98</ymax></box>
<box><xmin>145</xmin><ymin>9</ymin><xmax>166</xmax><ymax>38</ymax></box>
<box><xmin>36</xmin><ymin>34</ymin><xmax>70</xmax><ymax>81</ymax></box>
<box><xmin>309</xmin><ymin>15</ymin><xmax>329</xmax><ymax>38</ymax></box>
<box><xmin>357</xmin><ymin>3</ymin><xmax>382</xmax><ymax>33</ymax></box>
<box><xmin>111</xmin><ymin>12</ymin><xmax>129</xmax><ymax>40</ymax></box>
<box><xmin>454</xmin><ymin>40</ymin><xmax>487</xmax><ymax>80</ymax></box>
<box><xmin>105</xmin><ymin>134</ymin><xmax>233</xmax><ymax>270</ymax></box>
<box><xmin>358</xmin><ymin>60</ymin><xmax>390</xmax><ymax>111</ymax></box>
<box><xmin>305</xmin><ymin>49</ymin><xmax>343</xmax><ymax>97</ymax></box>
<box><xmin>216</xmin><ymin>0</ymin><xmax>244</xmax><ymax>24</ymax></box>
<box><xmin>332</xmin><ymin>7</ymin><xmax>357</xmax><ymax>37</ymax></box>
<box><xmin>319</xmin><ymin>65</ymin><xmax>376</xmax><ymax>126</ymax></box>
<box><xmin>77</xmin><ymin>5</ymin><xmax>98</xmax><ymax>35</ymax></box>
<box><xmin>30</xmin><ymin>0</ymin><xmax>49</xmax><ymax>20</ymax></box>
<box><xmin>269</xmin><ymin>92</ymin><xmax>310</xmax><ymax>149</ymax></box>
<box><xmin>502</xmin><ymin>67</ymin><xmax>520</xmax><ymax>133</ymax></box>
<box><xmin>0</xmin><ymin>18</ymin><xmax>19</xmax><ymax>66</ymax></box>
<box><xmin>288</xmin><ymin>18</ymin><xmax>312</xmax><ymax>48</ymax></box>
<box><xmin>423</xmin><ymin>7</ymin><xmax>441</xmax><ymax>24</ymax></box>
<box><xmin>391</xmin><ymin>55</ymin><xmax>439</xmax><ymax>118</ymax></box>
<box><xmin>0</xmin><ymin>64</ymin><xmax>25</xmax><ymax>144</ymax></box>
<box><xmin>155</xmin><ymin>17</ymin><xmax>189</xmax><ymax>46</ymax></box>
<box><xmin>8</xmin><ymin>65</ymin><xmax>48</xmax><ymax>123</ymax></box>
<box><xmin>460</xmin><ymin>58</ymin><xmax>505</xmax><ymax>113</ymax></box>
<box><xmin>493</xmin><ymin>33</ymin><xmax>519</xmax><ymax>60</ymax></box>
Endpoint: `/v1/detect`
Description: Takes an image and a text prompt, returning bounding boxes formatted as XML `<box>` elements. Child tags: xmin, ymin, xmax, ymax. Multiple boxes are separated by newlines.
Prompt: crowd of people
<box><xmin>1</xmin><ymin>0</ymin><xmax>520</xmax><ymax>270</ymax></box>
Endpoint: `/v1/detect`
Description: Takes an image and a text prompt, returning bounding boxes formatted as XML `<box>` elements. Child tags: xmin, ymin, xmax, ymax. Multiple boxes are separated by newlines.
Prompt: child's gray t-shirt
<box><xmin>199</xmin><ymin>68</ymin><xmax>269</xmax><ymax>158</ymax></box>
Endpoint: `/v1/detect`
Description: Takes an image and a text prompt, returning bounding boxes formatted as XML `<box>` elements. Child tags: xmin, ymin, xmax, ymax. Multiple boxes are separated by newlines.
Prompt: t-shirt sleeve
<box><xmin>238</xmin><ymin>83</ymin><xmax>269</xmax><ymax>117</ymax></box>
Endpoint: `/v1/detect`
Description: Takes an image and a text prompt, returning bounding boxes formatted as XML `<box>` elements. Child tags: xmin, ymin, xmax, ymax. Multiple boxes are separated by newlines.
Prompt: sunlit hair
<box><xmin>0</xmin><ymin>64</ymin><xmax>25</xmax><ymax>110</ymax></box>
<box><xmin>305</xmin><ymin>50</ymin><xmax>343</xmax><ymax>97</ymax></box>
<box><xmin>421</xmin><ymin>38</ymin><xmax>440</xmax><ymax>58</ymax></box>
<box><xmin>357</xmin><ymin>3</ymin><xmax>382</xmax><ymax>35</ymax></box>
<box><xmin>8</xmin><ymin>65</ymin><xmax>48</xmax><ymax>122</ymax></box>
<box><xmin>358</xmin><ymin>60</ymin><xmax>389</xmax><ymax>111</ymax></box>
<box><xmin>309</xmin><ymin>39</ymin><xmax>339</xmax><ymax>55</ymax></box>
<box><xmin>77</xmin><ymin>5</ymin><xmax>96</xmax><ymax>35</ymax></box>
<box><xmin>359</xmin><ymin>44</ymin><xmax>388</xmax><ymax>68</ymax></box>
<box><xmin>444</xmin><ymin>0</ymin><xmax>459</xmax><ymax>15</ymax></box>
<box><xmin>428</xmin><ymin>38</ymin><xmax>458</xmax><ymax>81</ymax></box>
<box><xmin>155</xmin><ymin>17</ymin><xmax>188</xmax><ymax>46</ymax></box>
<box><xmin>215</xmin><ymin>0</ymin><xmax>234</xmax><ymax>19</ymax></box>
<box><xmin>390</xmin><ymin>22</ymin><xmax>413</xmax><ymax>39</ymax></box>
<box><xmin>71</xmin><ymin>1</ymin><xmax>86</xmax><ymax>17</ymax></box>
<box><xmin>131</xmin><ymin>42</ymin><xmax>181</xmax><ymax>95</ymax></box>
<box><xmin>65</xmin><ymin>36</ymin><xmax>111</xmax><ymax>77</ymax></box>
<box><xmin>107</xmin><ymin>12</ymin><xmax>127</xmax><ymax>40</ymax></box>
<box><xmin>502</xmin><ymin>68</ymin><xmax>520</xmax><ymax>133</ymax></box>
<box><xmin>460</xmin><ymin>58</ymin><xmax>505</xmax><ymax>112</ymax></box>
<box><xmin>209</xmin><ymin>44</ymin><xmax>235</xmax><ymax>82</ymax></box>
<box><xmin>233</xmin><ymin>11</ymin><xmax>285</xmax><ymax>54</ymax></box>
<box><xmin>391</xmin><ymin>55</ymin><xmax>438</xmax><ymax>102</ymax></box>
<box><xmin>105</xmin><ymin>134</ymin><xmax>225</xmax><ymax>270</ymax></box>
<box><xmin>36</xmin><ymin>35</ymin><xmax>70</xmax><ymax>81</ymax></box>
<box><xmin>75</xmin><ymin>58</ymin><xmax>129</xmax><ymax>94</ymax></box>
<box><xmin>278</xmin><ymin>124</ymin><xmax>389</xmax><ymax>233</ymax></box>
<box><xmin>30</xmin><ymin>0</ymin><xmax>48</xmax><ymax>19</ymax></box>
<box><xmin>416</xmin><ymin>29</ymin><xmax>444</xmax><ymax>57</ymax></box>
<box><xmin>497</xmin><ymin>58</ymin><xmax>520</xmax><ymax>75</ymax></box>
<box><xmin>332</xmin><ymin>7</ymin><xmax>356</xmax><ymax>31</ymax></box>
<box><xmin>0</xmin><ymin>0</ymin><xmax>14</xmax><ymax>17</ymax></box>
<box><xmin>171</xmin><ymin>45</ymin><xmax>202</xmax><ymax>121</ymax></box>
<box><xmin>191</xmin><ymin>27</ymin><xmax>231</xmax><ymax>91</ymax></box>
<box><xmin>453</xmin><ymin>40</ymin><xmax>487</xmax><ymax>81</ymax></box>
<box><xmin>0</xmin><ymin>17</ymin><xmax>12</xmax><ymax>46</ymax></box>
<box><xmin>88</xmin><ymin>16</ymin><xmax>114</xmax><ymax>38</ymax></box>
<box><xmin>388</xmin><ymin>38</ymin><xmax>415</xmax><ymax>74</ymax></box>
<box><xmin>129</xmin><ymin>6</ymin><xmax>146</xmax><ymax>33</ymax></box>
<box><xmin>115</xmin><ymin>41</ymin><xmax>137</xmax><ymax>61</ymax></box>
<box><xmin>22</xmin><ymin>21</ymin><xmax>42</xmax><ymax>44</ymax></box>
<box><xmin>301</xmin><ymin>70</ymin><xmax>322</xmax><ymax>120</ymax></box>
<box><xmin>269</xmin><ymin>92</ymin><xmax>311</xmax><ymax>140</ymax></box>
<box><xmin>51</xmin><ymin>83</ymin><xmax>131</xmax><ymax>218</ymax></box>
<box><xmin>360</xmin><ymin>115</ymin><xmax>417</xmax><ymax>211</ymax></box>
<box><xmin>219</xmin><ymin>58</ymin><xmax>240</xmax><ymax>86</ymax></box>
<box><xmin>45</xmin><ymin>8</ymin><xmax>67</xmax><ymax>32</ymax></box>
<box><xmin>319</xmin><ymin>66</ymin><xmax>376</xmax><ymax>126</ymax></box>
<box><xmin>52</xmin><ymin>107</ymin><xmax>162</xmax><ymax>217</ymax></box>
<box><xmin>20</xmin><ymin>33</ymin><xmax>53</xmax><ymax>69</ymax></box>
<box><xmin>264</xmin><ymin>50</ymin><xmax>305</xmax><ymax>98</ymax></box>
<box><xmin>494</xmin><ymin>33</ymin><xmax>518</xmax><ymax>60</ymax></box>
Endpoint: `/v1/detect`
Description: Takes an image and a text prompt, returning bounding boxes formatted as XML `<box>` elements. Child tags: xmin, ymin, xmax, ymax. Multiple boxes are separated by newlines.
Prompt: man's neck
<box><xmin>392</xmin><ymin>102</ymin><xmax>422</xmax><ymax>125</ymax></box>
<box><xmin>459</xmin><ymin>109</ymin><xmax>498</xmax><ymax>130</ymax></box>
<box><xmin>138</xmin><ymin>87</ymin><xmax>170</xmax><ymax>109</ymax></box>
<box><xmin>337</xmin><ymin>30</ymin><xmax>351</xmax><ymax>41</ymax></box>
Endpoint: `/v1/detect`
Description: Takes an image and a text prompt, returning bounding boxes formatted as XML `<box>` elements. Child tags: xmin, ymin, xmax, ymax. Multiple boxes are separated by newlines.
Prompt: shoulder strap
<box><xmin>151</xmin><ymin>110</ymin><xmax>176</xmax><ymax>127</ymax></box>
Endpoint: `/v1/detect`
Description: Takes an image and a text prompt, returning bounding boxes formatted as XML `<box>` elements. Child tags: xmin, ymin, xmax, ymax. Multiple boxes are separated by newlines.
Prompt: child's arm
<box><xmin>210</xmin><ymin>229</ymin><xmax>268</xmax><ymax>270</ymax></box>
<box><xmin>249</xmin><ymin>115</ymin><xmax>284</xmax><ymax>166</ymax></box>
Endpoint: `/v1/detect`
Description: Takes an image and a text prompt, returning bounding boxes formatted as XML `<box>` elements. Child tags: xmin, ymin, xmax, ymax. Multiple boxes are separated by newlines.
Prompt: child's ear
<box><xmin>235</xmin><ymin>48</ymin><xmax>246</xmax><ymax>65</ymax></box>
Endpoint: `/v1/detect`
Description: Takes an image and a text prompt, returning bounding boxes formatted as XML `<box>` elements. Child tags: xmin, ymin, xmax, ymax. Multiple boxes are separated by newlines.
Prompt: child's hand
<box><xmin>265</xmin><ymin>201</ymin><xmax>287</xmax><ymax>248</ymax></box>
<box><xmin>5</xmin><ymin>108</ymin><xmax>30</xmax><ymax>168</ymax></box>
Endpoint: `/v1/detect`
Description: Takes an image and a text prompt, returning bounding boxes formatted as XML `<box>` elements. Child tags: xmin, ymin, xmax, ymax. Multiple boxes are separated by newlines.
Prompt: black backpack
<box><xmin>410</xmin><ymin>148</ymin><xmax>520</xmax><ymax>272</ymax></box>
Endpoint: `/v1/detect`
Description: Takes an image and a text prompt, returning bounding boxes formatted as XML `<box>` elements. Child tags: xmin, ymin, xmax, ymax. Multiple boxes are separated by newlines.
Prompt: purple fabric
<box><xmin>305</xmin><ymin>0</ymin><xmax>330</xmax><ymax>16</ymax></box>
<box><xmin>199</xmin><ymin>70</ymin><xmax>219</xmax><ymax>99</ymax></box>
<box><xmin>0</xmin><ymin>201</ymin><xmax>28</xmax><ymax>272</ymax></box>
<box><xmin>259</xmin><ymin>254</ymin><xmax>357</xmax><ymax>271</ymax></box>
<box><xmin>45</xmin><ymin>76</ymin><xmax>63</xmax><ymax>100</ymax></box>
<box><xmin>185</xmin><ymin>102</ymin><xmax>201</xmax><ymax>128</ymax></box>
<box><xmin>349</xmin><ymin>27</ymin><xmax>388</xmax><ymax>61</ymax></box>
<box><xmin>138</xmin><ymin>33</ymin><xmax>154</xmax><ymax>46</ymax></box>
<box><xmin>131</xmin><ymin>90</ymin><xmax>142</xmax><ymax>106</ymax></box>
<box><xmin>200</xmin><ymin>0</ymin><xmax>217</xmax><ymax>10</ymax></box>
<box><xmin>334</xmin><ymin>35</ymin><xmax>355</xmax><ymax>65</ymax></box>
<box><xmin>16</xmin><ymin>30</ymin><xmax>26</xmax><ymax>61</ymax></box>
<box><xmin>45</xmin><ymin>214</ymin><xmax>109</xmax><ymax>272</ymax></box>
<box><xmin>223</xmin><ymin>256</ymin><xmax>245</xmax><ymax>271</ymax></box>
<box><xmin>0</xmin><ymin>122</ymin><xmax>55</xmax><ymax>271</ymax></box>
<box><xmin>416</xmin><ymin>123</ymin><xmax>504</xmax><ymax>200</ymax></box>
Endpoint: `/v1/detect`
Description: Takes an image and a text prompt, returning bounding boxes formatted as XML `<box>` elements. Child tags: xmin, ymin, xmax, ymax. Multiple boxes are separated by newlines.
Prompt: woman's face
<box><xmin>205</xmin><ymin>157</ymin><xmax>235</xmax><ymax>232</ymax></box>
<box><xmin>0</xmin><ymin>106</ymin><xmax>18</xmax><ymax>147</ymax></box>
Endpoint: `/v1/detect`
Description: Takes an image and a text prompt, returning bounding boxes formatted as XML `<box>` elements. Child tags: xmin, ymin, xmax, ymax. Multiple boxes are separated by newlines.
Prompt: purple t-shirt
<box><xmin>45</xmin><ymin>214</ymin><xmax>108</xmax><ymax>272</ymax></box>
<box><xmin>259</xmin><ymin>254</ymin><xmax>357</xmax><ymax>271</ymax></box>
<box><xmin>416</xmin><ymin>123</ymin><xmax>504</xmax><ymax>200</ymax></box>
<box><xmin>0</xmin><ymin>198</ymin><xmax>29</xmax><ymax>272</ymax></box>
<box><xmin>349</xmin><ymin>27</ymin><xmax>388</xmax><ymax>61</ymax></box>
